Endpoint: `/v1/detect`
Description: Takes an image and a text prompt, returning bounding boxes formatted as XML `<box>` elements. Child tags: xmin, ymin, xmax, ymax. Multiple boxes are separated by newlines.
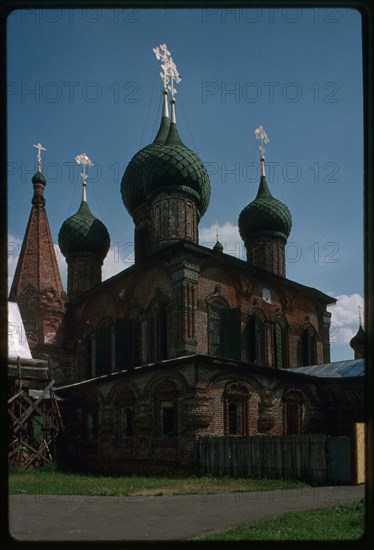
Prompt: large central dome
<box><xmin>143</xmin><ymin>122</ymin><xmax>211</xmax><ymax>216</ymax></box>
<box><xmin>120</xmin><ymin>101</ymin><xmax>170</xmax><ymax>216</ymax></box>
<box><xmin>120</xmin><ymin>89</ymin><xmax>210</xmax><ymax>218</ymax></box>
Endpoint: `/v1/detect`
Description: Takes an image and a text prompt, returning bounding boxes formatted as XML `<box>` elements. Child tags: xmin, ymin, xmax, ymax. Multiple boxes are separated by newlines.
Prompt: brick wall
<box><xmin>58</xmin><ymin>356</ymin><xmax>325</xmax><ymax>475</ymax></box>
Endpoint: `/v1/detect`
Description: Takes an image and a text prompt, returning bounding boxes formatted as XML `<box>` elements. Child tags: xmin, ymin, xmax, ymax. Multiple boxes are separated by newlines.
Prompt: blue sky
<box><xmin>7</xmin><ymin>7</ymin><xmax>364</xmax><ymax>361</ymax></box>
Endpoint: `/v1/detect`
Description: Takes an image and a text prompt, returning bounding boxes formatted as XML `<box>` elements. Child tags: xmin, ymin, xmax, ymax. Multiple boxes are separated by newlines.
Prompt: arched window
<box><xmin>149</xmin><ymin>303</ymin><xmax>167</xmax><ymax>362</ymax></box>
<box><xmin>298</xmin><ymin>327</ymin><xmax>317</xmax><ymax>366</ymax></box>
<box><xmin>224</xmin><ymin>383</ymin><xmax>249</xmax><ymax>435</ymax></box>
<box><xmin>273</xmin><ymin>321</ymin><xmax>286</xmax><ymax>369</ymax></box>
<box><xmin>284</xmin><ymin>389</ymin><xmax>304</xmax><ymax>435</ymax></box>
<box><xmin>248</xmin><ymin>313</ymin><xmax>264</xmax><ymax>365</ymax></box>
<box><xmin>154</xmin><ymin>380</ymin><xmax>178</xmax><ymax>437</ymax></box>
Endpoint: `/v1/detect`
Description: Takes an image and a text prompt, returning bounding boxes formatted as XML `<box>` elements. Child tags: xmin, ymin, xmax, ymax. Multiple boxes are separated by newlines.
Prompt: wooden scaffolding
<box><xmin>8</xmin><ymin>357</ymin><xmax>63</xmax><ymax>469</ymax></box>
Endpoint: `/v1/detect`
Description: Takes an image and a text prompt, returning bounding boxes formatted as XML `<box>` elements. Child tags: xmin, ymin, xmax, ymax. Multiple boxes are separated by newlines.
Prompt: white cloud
<box><xmin>199</xmin><ymin>221</ymin><xmax>245</xmax><ymax>260</ymax></box>
<box><xmin>328</xmin><ymin>293</ymin><xmax>364</xmax><ymax>346</ymax></box>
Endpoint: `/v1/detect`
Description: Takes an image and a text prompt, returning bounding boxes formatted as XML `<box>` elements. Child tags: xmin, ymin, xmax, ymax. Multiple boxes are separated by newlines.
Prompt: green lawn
<box><xmin>201</xmin><ymin>499</ymin><xmax>366</xmax><ymax>541</ymax></box>
<box><xmin>9</xmin><ymin>467</ymin><xmax>307</xmax><ymax>497</ymax></box>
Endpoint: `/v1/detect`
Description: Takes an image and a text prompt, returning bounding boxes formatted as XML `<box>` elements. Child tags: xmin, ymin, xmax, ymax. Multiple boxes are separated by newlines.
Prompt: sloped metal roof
<box><xmin>293</xmin><ymin>359</ymin><xmax>365</xmax><ymax>378</ymax></box>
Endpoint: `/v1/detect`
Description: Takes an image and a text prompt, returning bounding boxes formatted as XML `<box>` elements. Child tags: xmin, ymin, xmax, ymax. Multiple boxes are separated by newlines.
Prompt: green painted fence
<box><xmin>198</xmin><ymin>435</ymin><xmax>351</xmax><ymax>484</ymax></box>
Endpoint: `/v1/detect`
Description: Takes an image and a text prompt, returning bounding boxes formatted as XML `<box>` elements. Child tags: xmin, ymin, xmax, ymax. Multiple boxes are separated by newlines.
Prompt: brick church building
<box><xmin>9</xmin><ymin>47</ymin><xmax>365</xmax><ymax>475</ymax></box>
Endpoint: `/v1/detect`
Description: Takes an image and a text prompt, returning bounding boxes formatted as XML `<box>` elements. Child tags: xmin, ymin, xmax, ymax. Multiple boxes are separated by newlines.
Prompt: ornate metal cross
<box><xmin>75</xmin><ymin>153</ymin><xmax>94</xmax><ymax>187</ymax></box>
<box><xmin>153</xmin><ymin>43</ymin><xmax>181</xmax><ymax>98</ymax></box>
<box><xmin>255</xmin><ymin>125</ymin><xmax>269</xmax><ymax>158</ymax></box>
<box><xmin>33</xmin><ymin>142</ymin><xmax>46</xmax><ymax>172</ymax></box>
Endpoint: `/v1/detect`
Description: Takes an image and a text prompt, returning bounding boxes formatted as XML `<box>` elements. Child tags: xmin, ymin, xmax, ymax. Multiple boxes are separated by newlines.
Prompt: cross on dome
<box><xmin>33</xmin><ymin>142</ymin><xmax>46</xmax><ymax>172</ymax></box>
<box><xmin>153</xmin><ymin>43</ymin><xmax>181</xmax><ymax>99</ymax></box>
<box><xmin>255</xmin><ymin>125</ymin><xmax>269</xmax><ymax>158</ymax></box>
<box><xmin>255</xmin><ymin>125</ymin><xmax>269</xmax><ymax>177</ymax></box>
<box><xmin>75</xmin><ymin>153</ymin><xmax>94</xmax><ymax>201</ymax></box>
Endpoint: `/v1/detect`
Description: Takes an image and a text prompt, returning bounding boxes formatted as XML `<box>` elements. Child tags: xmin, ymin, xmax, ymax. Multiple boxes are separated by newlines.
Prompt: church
<box><xmin>9</xmin><ymin>45</ymin><xmax>365</xmax><ymax>475</ymax></box>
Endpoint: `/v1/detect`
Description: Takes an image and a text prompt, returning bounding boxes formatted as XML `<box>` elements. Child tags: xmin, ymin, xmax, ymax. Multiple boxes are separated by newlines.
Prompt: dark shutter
<box><xmin>302</xmin><ymin>329</ymin><xmax>310</xmax><ymax>366</ymax></box>
<box><xmin>115</xmin><ymin>319</ymin><xmax>134</xmax><ymax>370</ymax></box>
<box><xmin>248</xmin><ymin>315</ymin><xmax>256</xmax><ymax>362</ymax></box>
<box><xmin>274</xmin><ymin>322</ymin><xmax>283</xmax><ymax>369</ymax></box>
<box><xmin>156</xmin><ymin>304</ymin><xmax>167</xmax><ymax>361</ymax></box>
<box><xmin>222</xmin><ymin>308</ymin><xmax>241</xmax><ymax>360</ymax></box>
<box><xmin>95</xmin><ymin>326</ymin><xmax>111</xmax><ymax>375</ymax></box>
<box><xmin>85</xmin><ymin>334</ymin><xmax>92</xmax><ymax>379</ymax></box>
<box><xmin>248</xmin><ymin>314</ymin><xmax>264</xmax><ymax>364</ymax></box>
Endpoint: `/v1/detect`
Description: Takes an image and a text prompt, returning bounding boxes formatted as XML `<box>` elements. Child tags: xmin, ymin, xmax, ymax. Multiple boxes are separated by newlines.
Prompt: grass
<box><xmin>201</xmin><ymin>499</ymin><xmax>366</xmax><ymax>541</ymax></box>
<box><xmin>8</xmin><ymin>466</ymin><xmax>308</xmax><ymax>497</ymax></box>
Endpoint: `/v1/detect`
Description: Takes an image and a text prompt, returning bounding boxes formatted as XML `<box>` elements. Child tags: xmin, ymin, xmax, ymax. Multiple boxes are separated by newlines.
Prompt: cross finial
<box><xmin>33</xmin><ymin>142</ymin><xmax>46</xmax><ymax>172</ymax></box>
<box><xmin>153</xmin><ymin>43</ymin><xmax>181</xmax><ymax>99</ymax></box>
<box><xmin>358</xmin><ymin>305</ymin><xmax>362</xmax><ymax>327</ymax></box>
<box><xmin>255</xmin><ymin>125</ymin><xmax>269</xmax><ymax>177</ymax></box>
<box><xmin>215</xmin><ymin>219</ymin><xmax>220</xmax><ymax>242</ymax></box>
<box><xmin>255</xmin><ymin>125</ymin><xmax>269</xmax><ymax>158</ymax></box>
<box><xmin>75</xmin><ymin>153</ymin><xmax>94</xmax><ymax>201</ymax></box>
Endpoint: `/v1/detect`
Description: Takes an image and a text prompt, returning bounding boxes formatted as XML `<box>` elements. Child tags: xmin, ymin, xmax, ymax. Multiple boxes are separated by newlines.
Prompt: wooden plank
<box><xmin>8</xmin><ymin>390</ymin><xmax>26</xmax><ymax>405</ymax></box>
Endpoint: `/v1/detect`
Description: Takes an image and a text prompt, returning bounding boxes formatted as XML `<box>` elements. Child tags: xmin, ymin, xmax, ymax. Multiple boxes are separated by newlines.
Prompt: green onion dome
<box><xmin>58</xmin><ymin>199</ymin><xmax>110</xmax><ymax>261</ymax></box>
<box><xmin>350</xmin><ymin>324</ymin><xmax>366</xmax><ymax>349</ymax></box>
<box><xmin>121</xmin><ymin>106</ymin><xmax>170</xmax><ymax>217</ymax></box>
<box><xmin>143</xmin><ymin>122</ymin><xmax>211</xmax><ymax>216</ymax></box>
<box><xmin>32</xmin><ymin>171</ymin><xmax>47</xmax><ymax>186</ymax></box>
<box><xmin>238</xmin><ymin>176</ymin><xmax>292</xmax><ymax>242</ymax></box>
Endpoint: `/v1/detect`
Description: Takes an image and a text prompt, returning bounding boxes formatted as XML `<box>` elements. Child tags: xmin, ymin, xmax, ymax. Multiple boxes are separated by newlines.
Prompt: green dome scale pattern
<box><xmin>239</xmin><ymin>176</ymin><xmax>292</xmax><ymax>242</ymax></box>
<box><xmin>143</xmin><ymin>122</ymin><xmax>211</xmax><ymax>216</ymax></box>
<box><xmin>121</xmin><ymin>114</ymin><xmax>170</xmax><ymax>216</ymax></box>
<box><xmin>58</xmin><ymin>199</ymin><xmax>110</xmax><ymax>260</ymax></box>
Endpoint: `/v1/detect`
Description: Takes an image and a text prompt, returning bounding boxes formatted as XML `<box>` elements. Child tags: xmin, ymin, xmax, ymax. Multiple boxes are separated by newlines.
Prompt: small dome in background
<box><xmin>238</xmin><ymin>175</ymin><xmax>292</xmax><ymax>243</ymax></box>
<box><xmin>58</xmin><ymin>198</ymin><xmax>110</xmax><ymax>261</ymax></box>
<box><xmin>32</xmin><ymin>171</ymin><xmax>47</xmax><ymax>186</ymax></box>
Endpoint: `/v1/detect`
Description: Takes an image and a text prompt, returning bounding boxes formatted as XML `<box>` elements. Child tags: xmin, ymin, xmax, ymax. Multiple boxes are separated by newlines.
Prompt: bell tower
<box><xmin>9</xmin><ymin>143</ymin><xmax>65</xmax><ymax>351</ymax></box>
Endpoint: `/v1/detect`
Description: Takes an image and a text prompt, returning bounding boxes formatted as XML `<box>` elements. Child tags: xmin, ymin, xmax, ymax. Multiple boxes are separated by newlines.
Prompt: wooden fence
<box><xmin>198</xmin><ymin>435</ymin><xmax>351</xmax><ymax>484</ymax></box>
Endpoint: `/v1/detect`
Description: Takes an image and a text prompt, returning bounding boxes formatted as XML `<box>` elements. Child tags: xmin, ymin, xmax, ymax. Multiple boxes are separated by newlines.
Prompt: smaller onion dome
<box><xmin>213</xmin><ymin>240</ymin><xmax>224</xmax><ymax>254</ymax></box>
<box><xmin>58</xmin><ymin>197</ymin><xmax>110</xmax><ymax>261</ymax></box>
<box><xmin>32</xmin><ymin>171</ymin><xmax>47</xmax><ymax>186</ymax></box>
<box><xmin>143</xmin><ymin>101</ymin><xmax>211</xmax><ymax>216</ymax></box>
<box><xmin>239</xmin><ymin>174</ymin><xmax>292</xmax><ymax>243</ymax></box>
<box><xmin>350</xmin><ymin>324</ymin><xmax>366</xmax><ymax>350</ymax></box>
<box><xmin>31</xmin><ymin>170</ymin><xmax>47</xmax><ymax>207</ymax></box>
